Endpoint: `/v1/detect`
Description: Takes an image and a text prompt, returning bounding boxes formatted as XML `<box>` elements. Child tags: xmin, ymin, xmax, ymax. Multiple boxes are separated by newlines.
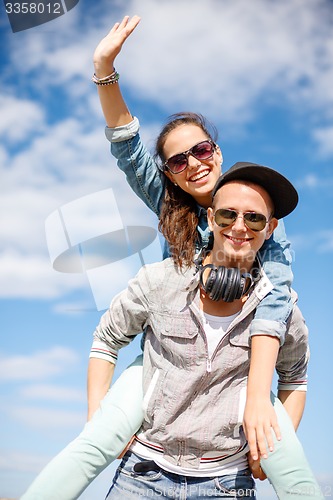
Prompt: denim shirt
<box><xmin>92</xmin><ymin>259</ymin><xmax>308</xmax><ymax>468</ymax></box>
<box><xmin>106</xmin><ymin>118</ymin><xmax>293</xmax><ymax>344</ymax></box>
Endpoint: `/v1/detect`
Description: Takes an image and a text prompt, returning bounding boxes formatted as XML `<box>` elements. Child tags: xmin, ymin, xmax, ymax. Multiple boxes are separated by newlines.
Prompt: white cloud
<box><xmin>0</xmin><ymin>250</ymin><xmax>86</xmax><ymax>299</ymax></box>
<box><xmin>0</xmin><ymin>100</ymin><xmax>158</xmax><ymax>300</ymax></box>
<box><xmin>120</xmin><ymin>0</ymin><xmax>333</xmax><ymax>124</ymax></box>
<box><xmin>4</xmin><ymin>0</ymin><xmax>333</xmax><ymax>126</ymax></box>
<box><xmin>287</xmin><ymin>230</ymin><xmax>333</xmax><ymax>255</ymax></box>
<box><xmin>8</xmin><ymin>405</ymin><xmax>85</xmax><ymax>430</ymax></box>
<box><xmin>0</xmin><ymin>346</ymin><xmax>80</xmax><ymax>382</ymax></box>
<box><xmin>317</xmin><ymin>230</ymin><xmax>333</xmax><ymax>253</ymax></box>
<box><xmin>0</xmin><ymin>94</ymin><xmax>45</xmax><ymax>143</ymax></box>
<box><xmin>313</xmin><ymin>126</ymin><xmax>333</xmax><ymax>157</ymax></box>
<box><xmin>296</xmin><ymin>173</ymin><xmax>333</xmax><ymax>191</ymax></box>
<box><xmin>19</xmin><ymin>383</ymin><xmax>85</xmax><ymax>403</ymax></box>
<box><xmin>0</xmin><ymin>450</ymin><xmax>51</xmax><ymax>473</ymax></box>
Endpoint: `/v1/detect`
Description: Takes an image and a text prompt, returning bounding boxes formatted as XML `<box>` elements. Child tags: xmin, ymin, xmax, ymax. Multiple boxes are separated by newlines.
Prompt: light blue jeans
<box><xmin>21</xmin><ymin>355</ymin><xmax>323</xmax><ymax>500</ymax></box>
<box><xmin>105</xmin><ymin>451</ymin><xmax>256</xmax><ymax>499</ymax></box>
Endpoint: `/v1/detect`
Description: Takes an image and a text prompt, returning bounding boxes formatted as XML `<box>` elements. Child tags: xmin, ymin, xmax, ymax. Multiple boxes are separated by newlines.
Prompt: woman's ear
<box><xmin>265</xmin><ymin>217</ymin><xmax>279</xmax><ymax>240</ymax></box>
<box><xmin>164</xmin><ymin>169</ymin><xmax>177</xmax><ymax>185</ymax></box>
<box><xmin>207</xmin><ymin>207</ymin><xmax>215</xmax><ymax>232</ymax></box>
<box><xmin>215</xmin><ymin>144</ymin><xmax>223</xmax><ymax>167</ymax></box>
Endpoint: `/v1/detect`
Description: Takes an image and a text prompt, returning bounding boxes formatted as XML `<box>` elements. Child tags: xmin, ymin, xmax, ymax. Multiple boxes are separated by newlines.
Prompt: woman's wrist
<box><xmin>93</xmin><ymin>57</ymin><xmax>115</xmax><ymax>78</ymax></box>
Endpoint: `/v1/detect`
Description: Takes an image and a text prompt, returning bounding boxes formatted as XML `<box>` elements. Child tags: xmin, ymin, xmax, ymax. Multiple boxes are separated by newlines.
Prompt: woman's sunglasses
<box><xmin>214</xmin><ymin>208</ymin><xmax>269</xmax><ymax>232</ymax></box>
<box><xmin>164</xmin><ymin>140</ymin><xmax>216</xmax><ymax>174</ymax></box>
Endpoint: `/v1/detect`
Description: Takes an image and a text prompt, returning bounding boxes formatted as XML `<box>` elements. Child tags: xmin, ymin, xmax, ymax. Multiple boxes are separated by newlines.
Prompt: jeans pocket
<box><xmin>214</xmin><ymin>470</ymin><xmax>256</xmax><ymax>497</ymax></box>
<box><xmin>119</xmin><ymin>453</ymin><xmax>162</xmax><ymax>482</ymax></box>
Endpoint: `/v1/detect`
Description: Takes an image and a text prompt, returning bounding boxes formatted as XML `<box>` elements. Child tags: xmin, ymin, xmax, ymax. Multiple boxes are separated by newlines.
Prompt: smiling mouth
<box><xmin>188</xmin><ymin>169</ymin><xmax>210</xmax><ymax>182</ymax></box>
<box><xmin>225</xmin><ymin>235</ymin><xmax>253</xmax><ymax>244</ymax></box>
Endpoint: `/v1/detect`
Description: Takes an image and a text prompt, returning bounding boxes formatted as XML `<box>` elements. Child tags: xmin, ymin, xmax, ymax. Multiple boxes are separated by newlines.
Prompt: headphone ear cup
<box><xmin>204</xmin><ymin>267</ymin><xmax>217</xmax><ymax>295</ymax></box>
<box><xmin>210</xmin><ymin>266</ymin><xmax>227</xmax><ymax>301</ymax></box>
<box><xmin>224</xmin><ymin>268</ymin><xmax>242</xmax><ymax>302</ymax></box>
<box><xmin>198</xmin><ymin>262</ymin><xmax>252</xmax><ymax>302</ymax></box>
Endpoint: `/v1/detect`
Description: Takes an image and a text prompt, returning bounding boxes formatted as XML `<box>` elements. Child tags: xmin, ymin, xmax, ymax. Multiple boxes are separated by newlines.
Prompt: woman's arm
<box><xmin>94</xmin><ymin>16</ymin><xmax>167</xmax><ymax>217</ymax></box>
<box><xmin>93</xmin><ymin>15</ymin><xmax>141</xmax><ymax>127</ymax></box>
<box><xmin>243</xmin><ymin>335</ymin><xmax>281</xmax><ymax>461</ymax></box>
<box><xmin>244</xmin><ymin>221</ymin><xmax>293</xmax><ymax>460</ymax></box>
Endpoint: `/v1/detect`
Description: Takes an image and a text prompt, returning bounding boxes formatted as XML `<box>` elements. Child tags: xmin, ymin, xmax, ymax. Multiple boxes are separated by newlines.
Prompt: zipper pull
<box><xmin>206</xmin><ymin>358</ymin><xmax>212</xmax><ymax>372</ymax></box>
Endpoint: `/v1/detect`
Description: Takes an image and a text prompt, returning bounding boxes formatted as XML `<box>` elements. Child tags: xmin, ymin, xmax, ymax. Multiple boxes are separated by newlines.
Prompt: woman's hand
<box><xmin>93</xmin><ymin>15</ymin><xmax>141</xmax><ymax>78</ymax></box>
<box><xmin>243</xmin><ymin>396</ymin><xmax>281</xmax><ymax>460</ymax></box>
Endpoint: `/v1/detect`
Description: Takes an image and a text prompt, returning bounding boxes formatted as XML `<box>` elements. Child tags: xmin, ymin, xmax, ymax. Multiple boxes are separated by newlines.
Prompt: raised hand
<box><xmin>93</xmin><ymin>15</ymin><xmax>141</xmax><ymax>78</ymax></box>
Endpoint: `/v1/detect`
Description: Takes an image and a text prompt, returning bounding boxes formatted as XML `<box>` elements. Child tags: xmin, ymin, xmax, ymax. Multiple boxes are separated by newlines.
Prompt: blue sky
<box><xmin>1</xmin><ymin>0</ymin><xmax>333</xmax><ymax>498</ymax></box>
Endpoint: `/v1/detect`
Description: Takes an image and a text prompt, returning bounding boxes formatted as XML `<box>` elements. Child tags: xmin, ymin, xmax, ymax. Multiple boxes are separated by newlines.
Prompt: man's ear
<box><xmin>207</xmin><ymin>207</ymin><xmax>215</xmax><ymax>232</ymax></box>
<box><xmin>265</xmin><ymin>217</ymin><xmax>279</xmax><ymax>240</ymax></box>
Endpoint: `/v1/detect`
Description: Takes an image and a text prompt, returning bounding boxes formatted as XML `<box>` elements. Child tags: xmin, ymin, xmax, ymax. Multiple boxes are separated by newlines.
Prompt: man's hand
<box><xmin>247</xmin><ymin>453</ymin><xmax>267</xmax><ymax>481</ymax></box>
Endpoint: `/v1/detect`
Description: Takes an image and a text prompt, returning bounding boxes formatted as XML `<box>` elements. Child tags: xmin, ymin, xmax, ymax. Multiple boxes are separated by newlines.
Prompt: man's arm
<box><xmin>93</xmin><ymin>15</ymin><xmax>141</xmax><ymax>127</ymax></box>
<box><xmin>87</xmin><ymin>358</ymin><xmax>115</xmax><ymax>420</ymax></box>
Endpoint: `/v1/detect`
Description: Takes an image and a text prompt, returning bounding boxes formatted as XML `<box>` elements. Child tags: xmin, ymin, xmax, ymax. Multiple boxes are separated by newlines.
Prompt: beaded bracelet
<box><xmin>92</xmin><ymin>69</ymin><xmax>120</xmax><ymax>86</ymax></box>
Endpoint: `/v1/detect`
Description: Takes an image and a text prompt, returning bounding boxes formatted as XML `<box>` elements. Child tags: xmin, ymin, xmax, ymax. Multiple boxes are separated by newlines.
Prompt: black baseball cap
<box><xmin>212</xmin><ymin>162</ymin><xmax>299</xmax><ymax>219</ymax></box>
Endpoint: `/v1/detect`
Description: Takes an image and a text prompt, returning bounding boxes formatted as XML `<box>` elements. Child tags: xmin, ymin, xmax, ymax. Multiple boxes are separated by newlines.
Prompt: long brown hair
<box><xmin>154</xmin><ymin>112</ymin><xmax>218</xmax><ymax>268</ymax></box>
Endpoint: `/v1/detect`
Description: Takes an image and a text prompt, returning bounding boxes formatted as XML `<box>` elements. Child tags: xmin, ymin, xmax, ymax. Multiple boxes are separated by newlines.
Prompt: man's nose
<box><xmin>232</xmin><ymin>215</ymin><xmax>247</xmax><ymax>231</ymax></box>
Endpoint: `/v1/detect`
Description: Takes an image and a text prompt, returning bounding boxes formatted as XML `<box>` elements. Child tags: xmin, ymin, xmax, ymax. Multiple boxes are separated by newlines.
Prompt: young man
<box><xmin>90</xmin><ymin>162</ymin><xmax>322</xmax><ymax>499</ymax></box>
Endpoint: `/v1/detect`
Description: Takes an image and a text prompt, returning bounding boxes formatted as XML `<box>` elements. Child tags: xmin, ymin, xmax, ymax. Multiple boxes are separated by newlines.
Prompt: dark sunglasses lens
<box><xmin>214</xmin><ymin>209</ymin><xmax>237</xmax><ymax>227</ymax></box>
<box><xmin>167</xmin><ymin>154</ymin><xmax>187</xmax><ymax>173</ymax></box>
<box><xmin>243</xmin><ymin>213</ymin><xmax>267</xmax><ymax>231</ymax></box>
<box><xmin>192</xmin><ymin>141</ymin><xmax>214</xmax><ymax>159</ymax></box>
<box><xmin>166</xmin><ymin>141</ymin><xmax>214</xmax><ymax>173</ymax></box>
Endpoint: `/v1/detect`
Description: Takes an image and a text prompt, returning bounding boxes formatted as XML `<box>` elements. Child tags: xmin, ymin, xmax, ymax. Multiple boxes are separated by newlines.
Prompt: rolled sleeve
<box><xmin>89</xmin><ymin>339</ymin><xmax>118</xmax><ymax>365</ymax></box>
<box><xmin>275</xmin><ymin>302</ymin><xmax>310</xmax><ymax>391</ymax></box>
<box><xmin>105</xmin><ymin>117</ymin><xmax>140</xmax><ymax>143</ymax></box>
<box><xmin>277</xmin><ymin>379</ymin><xmax>307</xmax><ymax>392</ymax></box>
<box><xmin>254</xmin><ymin>219</ymin><xmax>293</xmax><ymax>344</ymax></box>
<box><xmin>250</xmin><ymin>318</ymin><xmax>287</xmax><ymax>344</ymax></box>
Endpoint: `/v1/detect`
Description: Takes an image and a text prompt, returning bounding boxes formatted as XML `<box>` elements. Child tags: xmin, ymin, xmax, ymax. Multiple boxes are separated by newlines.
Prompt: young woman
<box><xmin>21</xmin><ymin>16</ymin><xmax>322</xmax><ymax>500</ymax></box>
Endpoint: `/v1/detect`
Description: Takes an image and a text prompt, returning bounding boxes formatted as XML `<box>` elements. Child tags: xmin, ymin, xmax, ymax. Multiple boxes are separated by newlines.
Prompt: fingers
<box><xmin>116</xmin><ymin>15</ymin><xmax>141</xmax><ymax>34</ymax></box>
<box><xmin>247</xmin><ymin>422</ymin><xmax>282</xmax><ymax>460</ymax></box>
<box><xmin>271</xmin><ymin>420</ymin><xmax>281</xmax><ymax>442</ymax></box>
<box><xmin>255</xmin><ymin>425</ymin><xmax>271</xmax><ymax>459</ymax></box>
<box><xmin>108</xmin><ymin>15</ymin><xmax>140</xmax><ymax>38</ymax></box>
<box><xmin>244</xmin><ymin>425</ymin><xmax>260</xmax><ymax>461</ymax></box>
<box><xmin>94</xmin><ymin>15</ymin><xmax>140</xmax><ymax>70</ymax></box>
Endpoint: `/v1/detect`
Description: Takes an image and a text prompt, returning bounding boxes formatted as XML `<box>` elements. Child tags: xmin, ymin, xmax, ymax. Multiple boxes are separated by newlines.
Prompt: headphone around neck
<box><xmin>194</xmin><ymin>251</ymin><xmax>254</xmax><ymax>303</ymax></box>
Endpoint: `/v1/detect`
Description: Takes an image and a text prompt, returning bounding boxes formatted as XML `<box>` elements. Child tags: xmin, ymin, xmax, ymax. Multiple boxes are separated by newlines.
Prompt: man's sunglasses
<box><xmin>164</xmin><ymin>140</ymin><xmax>216</xmax><ymax>174</ymax></box>
<box><xmin>214</xmin><ymin>208</ymin><xmax>269</xmax><ymax>232</ymax></box>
